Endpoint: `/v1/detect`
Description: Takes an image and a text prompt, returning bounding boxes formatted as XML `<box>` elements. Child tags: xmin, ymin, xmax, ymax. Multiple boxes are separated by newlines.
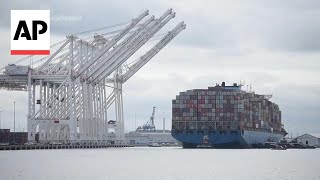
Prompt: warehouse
<box><xmin>293</xmin><ymin>134</ymin><xmax>319</xmax><ymax>147</ymax></box>
<box><xmin>108</xmin><ymin>131</ymin><xmax>179</xmax><ymax>146</ymax></box>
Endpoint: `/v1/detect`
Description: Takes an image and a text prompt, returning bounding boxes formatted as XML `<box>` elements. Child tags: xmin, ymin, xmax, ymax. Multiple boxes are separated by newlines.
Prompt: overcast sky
<box><xmin>0</xmin><ymin>0</ymin><xmax>319</xmax><ymax>136</ymax></box>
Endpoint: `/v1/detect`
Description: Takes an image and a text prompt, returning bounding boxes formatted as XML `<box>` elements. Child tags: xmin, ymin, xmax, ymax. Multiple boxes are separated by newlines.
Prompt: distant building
<box><xmin>293</xmin><ymin>134</ymin><xmax>319</xmax><ymax>147</ymax></box>
<box><xmin>311</xmin><ymin>134</ymin><xmax>320</xmax><ymax>147</ymax></box>
<box><xmin>108</xmin><ymin>131</ymin><xmax>179</xmax><ymax>146</ymax></box>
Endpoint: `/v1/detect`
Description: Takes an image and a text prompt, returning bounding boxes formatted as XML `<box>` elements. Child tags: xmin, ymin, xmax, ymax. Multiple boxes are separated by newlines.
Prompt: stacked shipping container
<box><xmin>0</xmin><ymin>129</ymin><xmax>28</xmax><ymax>144</ymax></box>
<box><xmin>0</xmin><ymin>129</ymin><xmax>11</xmax><ymax>143</ymax></box>
<box><xmin>172</xmin><ymin>83</ymin><xmax>282</xmax><ymax>133</ymax></box>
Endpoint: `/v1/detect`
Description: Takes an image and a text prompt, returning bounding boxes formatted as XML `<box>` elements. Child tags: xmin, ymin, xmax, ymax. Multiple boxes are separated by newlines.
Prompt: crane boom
<box><xmin>122</xmin><ymin>22</ymin><xmax>186</xmax><ymax>82</ymax></box>
<box><xmin>85</xmin><ymin>15</ymin><xmax>155</xmax><ymax>79</ymax></box>
<box><xmin>93</xmin><ymin>11</ymin><xmax>176</xmax><ymax>83</ymax></box>
<box><xmin>36</xmin><ymin>39</ymin><xmax>71</xmax><ymax>73</ymax></box>
<box><xmin>76</xmin><ymin>10</ymin><xmax>149</xmax><ymax>77</ymax></box>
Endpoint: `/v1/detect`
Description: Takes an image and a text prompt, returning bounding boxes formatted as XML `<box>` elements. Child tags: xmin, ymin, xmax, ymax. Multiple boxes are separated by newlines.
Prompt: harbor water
<box><xmin>0</xmin><ymin>147</ymin><xmax>319</xmax><ymax>180</ymax></box>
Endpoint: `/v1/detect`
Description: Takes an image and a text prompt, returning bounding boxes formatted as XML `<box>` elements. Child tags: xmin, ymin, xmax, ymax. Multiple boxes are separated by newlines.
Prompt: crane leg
<box><xmin>114</xmin><ymin>69</ymin><xmax>124</xmax><ymax>144</ymax></box>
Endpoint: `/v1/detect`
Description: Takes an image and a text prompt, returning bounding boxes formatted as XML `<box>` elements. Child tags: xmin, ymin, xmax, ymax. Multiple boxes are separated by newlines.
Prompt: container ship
<box><xmin>171</xmin><ymin>82</ymin><xmax>287</xmax><ymax>148</ymax></box>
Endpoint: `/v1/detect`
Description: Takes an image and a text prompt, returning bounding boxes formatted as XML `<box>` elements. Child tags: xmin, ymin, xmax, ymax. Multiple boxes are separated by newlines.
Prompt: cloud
<box><xmin>2</xmin><ymin>0</ymin><xmax>320</xmax><ymax>52</ymax></box>
<box><xmin>162</xmin><ymin>0</ymin><xmax>320</xmax><ymax>52</ymax></box>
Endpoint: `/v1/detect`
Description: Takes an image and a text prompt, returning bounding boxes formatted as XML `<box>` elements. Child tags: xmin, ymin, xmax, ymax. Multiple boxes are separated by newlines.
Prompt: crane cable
<box><xmin>73</xmin><ymin>21</ymin><xmax>129</xmax><ymax>36</ymax></box>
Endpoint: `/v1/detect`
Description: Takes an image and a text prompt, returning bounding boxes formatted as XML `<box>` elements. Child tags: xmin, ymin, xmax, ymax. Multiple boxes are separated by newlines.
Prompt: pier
<box><xmin>0</xmin><ymin>144</ymin><xmax>133</xmax><ymax>151</ymax></box>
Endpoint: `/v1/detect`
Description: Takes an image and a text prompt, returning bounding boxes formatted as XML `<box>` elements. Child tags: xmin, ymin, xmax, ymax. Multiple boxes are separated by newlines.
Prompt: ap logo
<box><xmin>11</xmin><ymin>10</ymin><xmax>50</xmax><ymax>55</ymax></box>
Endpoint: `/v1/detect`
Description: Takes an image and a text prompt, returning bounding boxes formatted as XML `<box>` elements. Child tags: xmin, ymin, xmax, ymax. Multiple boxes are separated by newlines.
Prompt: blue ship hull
<box><xmin>171</xmin><ymin>130</ymin><xmax>285</xmax><ymax>148</ymax></box>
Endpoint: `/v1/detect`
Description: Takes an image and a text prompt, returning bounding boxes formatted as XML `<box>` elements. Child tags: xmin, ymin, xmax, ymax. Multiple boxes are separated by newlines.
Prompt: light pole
<box><xmin>13</xmin><ymin>101</ymin><xmax>16</xmax><ymax>133</ymax></box>
<box><xmin>163</xmin><ymin>112</ymin><xmax>165</xmax><ymax>133</ymax></box>
<box><xmin>134</xmin><ymin>112</ymin><xmax>136</xmax><ymax>130</ymax></box>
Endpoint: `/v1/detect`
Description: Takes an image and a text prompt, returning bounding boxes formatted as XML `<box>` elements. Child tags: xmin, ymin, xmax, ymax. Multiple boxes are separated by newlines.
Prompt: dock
<box><xmin>0</xmin><ymin>144</ymin><xmax>133</xmax><ymax>151</ymax></box>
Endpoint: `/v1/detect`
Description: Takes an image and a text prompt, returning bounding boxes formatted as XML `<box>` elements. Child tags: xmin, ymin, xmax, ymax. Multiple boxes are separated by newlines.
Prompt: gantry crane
<box><xmin>136</xmin><ymin>106</ymin><xmax>156</xmax><ymax>132</ymax></box>
<box><xmin>0</xmin><ymin>9</ymin><xmax>186</xmax><ymax>144</ymax></box>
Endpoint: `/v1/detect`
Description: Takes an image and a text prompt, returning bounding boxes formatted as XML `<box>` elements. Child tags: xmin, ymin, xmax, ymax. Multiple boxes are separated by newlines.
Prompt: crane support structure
<box><xmin>0</xmin><ymin>9</ymin><xmax>186</xmax><ymax>144</ymax></box>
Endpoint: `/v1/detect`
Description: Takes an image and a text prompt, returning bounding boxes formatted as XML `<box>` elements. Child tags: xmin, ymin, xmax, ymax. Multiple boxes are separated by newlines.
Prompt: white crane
<box><xmin>136</xmin><ymin>107</ymin><xmax>156</xmax><ymax>132</ymax></box>
<box><xmin>0</xmin><ymin>9</ymin><xmax>186</xmax><ymax>144</ymax></box>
